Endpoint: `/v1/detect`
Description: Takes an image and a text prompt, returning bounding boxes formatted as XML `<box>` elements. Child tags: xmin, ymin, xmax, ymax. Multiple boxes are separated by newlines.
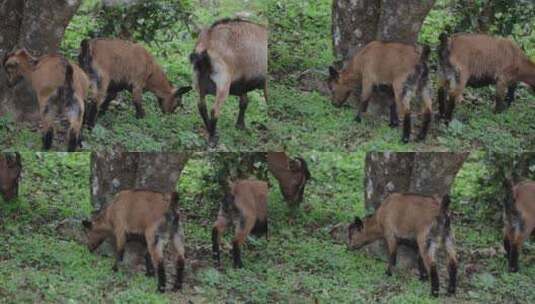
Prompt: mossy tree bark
<box><xmin>90</xmin><ymin>152</ymin><xmax>189</xmax><ymax>210</ymax></box>
<box><xmin>364</xmin><ymin>152</ymin><xmax>468</xmax><ymax>210</ymax></box>
<box><xmin>0</xmin><ymin>0</ymin><xmax>81</xmax><ymax>122</ymax></box>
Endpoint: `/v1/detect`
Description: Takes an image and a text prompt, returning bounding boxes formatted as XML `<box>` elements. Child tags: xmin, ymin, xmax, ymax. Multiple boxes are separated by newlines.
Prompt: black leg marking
<box><xmin>402</xmin><ymin>113</ymin><xmax>411</xmax><ymax>143</ymax></box>
<box><xmin>174</xmin><ymin>258</ymin><xmax>185</xmax><ymax>291</ymax></box>
<box><xmin>99</xmin><ymin>92</ymin><xmax>117</xmax><ymax>117</ymax></box>
<box><xmin>232</xmin><ymin>240</ymin><xmax>243</xmax><ymax>268</ymax></box>
<box><xmin>430</xmin><ymin>264</ymin><xmax>439</xmax><ymax>297</ymax></box>
<box><xmin>506</xmin><ymin>84</ymin><xmax>517</xmax><ymax>107</ymax></box>
<box><xmin>355</xmin><ymin>98</ymin><xmax>369</xmax><ymax>123</ymax></box>
<box><xmin>236</xmin><ymin>95</ymin><xmax>248</xmax><ymax>130</ymax></box>
<box><xmin>211</xmin><ymin>227</ymin><xmax>220</xmax><ymax>266</ymax></box>
<box><xmin>67</xmin><ymin>130</ymin><xmax>78</xmax><ymax>152</ymax></box>
<box><xmin>447</xmin><ymin>260</ymin><xmax>457</xmax><ymax>295</ymax></box>
<box><xmin>386</xmin><ymin>247</ymin><xmax>397</xmax><ymax>276</ymax></box>
<box><xmin>437</xmin><ymin>87</ymin><xmax>447</xmax><ymax>119</ymax></box>
<box><xmin>417</xmin><ymin>255</ymin><xmax>428</xmax><ymax>281</ymax></box>
<box><xmin>509</xmin><ymin>244</ymin><xmax>519</xmax><ymax>273</ymax></box>
<box><xmin>112</xmin><ymin>248</ymin><xmax>125</xmax><ymax>272</ymax></box>
<box><xmin>495</xmin><ymin>94</ymin><xmax>506</xmax><ymax>113</ymax></box>
<box><xmin>42</xmin><ymin>129</ymin><xmax>54</xmax><ymax>150</ymax></box>
<box><xmin>157</xmin><ymin>262</ymin><xmax>166</xmax><ymax>293</ymax></box>
<box><xmin>445</xmin><ymin>95</ymin><xmax>456</xmax><ymax>124</ymax></box>
<box><xmin>145</xmin><ymin>253</ymin><xmax>155</xmax><ymax>277</ymax></box>
<box><xmin>197</xmin><ymin>102</ymin><xmax>210</xmax><ymax>130</ymax></box>
<box><xmin>85</xmin><ymin>103</ymin><xmax>98</xmax><ymax>129</ymax></box>
<box><xmin>389</xmin><ymin>103</ymin><xmax>399</xmax><ymax>127</ymax></box>
<box><xmin>503</xmin><ymin>237</ymin><xmax>511</xmax><ymax>260</ymax></box>
<box><xmin>417</xmin><ymin>111</ymin><xmax>431</xmax><ymax>141</ymax></box>
<box><xmin>134</xmin><ymin>102</ymin><xmax>145</xmax><ymax>119</ymax></box>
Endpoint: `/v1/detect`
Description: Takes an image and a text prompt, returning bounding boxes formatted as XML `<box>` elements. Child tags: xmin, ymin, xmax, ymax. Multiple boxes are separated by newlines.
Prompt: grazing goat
<box><xmin>212</xmin><ymin>179</ymin><xmax>268</xmax><ymax>268</ymax></box>
<box><xmin>328</xmin><ymin>41</ymin><xmax>432</xmax><ymax>143</ymax></box>
<box><xmin>266</xmin><ymin>152</ymin><xmax>311</xmax><ymax>209</ymax></box>
<box><xmin>82</xmin><ymin>190</ymin><xmax>185</xmax><ymax>292</ymax></box>
<box><xmin>503</xmin><ymin>179</ymin><xmax>535</xmax><ymax>273</ymax></box>
<box><xmin>0</xmin><ymin>153</ymin><xmax>21</xmax><ymax>201</ymax></box>
<box><xmin>78</xmin><ymin>38</ymin><xmax>192</xmax><ymax>126</ymax></box>
<box><xmin>348</xmin><ymin>193</ymin><xmax>457</xmax><ymax>297</ymax></box>
<box><xmin>3</xmin><ymin>49</ymin><xmax>90</xmax><ymax>151</ymax></box>
<box><xmin>190</xmin><ymin>18</ymin><xmax>268</xmax><ymax>146</ymax></box>
<box><xmin>438</xmin><ymin>33</ymin><xmax>535</xmax><ymax>122</ymax></box>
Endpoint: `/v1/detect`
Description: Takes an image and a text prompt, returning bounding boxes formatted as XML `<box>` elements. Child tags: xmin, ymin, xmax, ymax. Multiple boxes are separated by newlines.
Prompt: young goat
<box><xmin>82</xmin><ymin>190</ymin><xmax>185</xmax><ymax>292</ymax></box>
<box><xmin>503</xmin><ymin>179</ymin><xmax>535</xmax><ymax>273</ymax></box>
<box><xmin>3</xmin><ymin>49</ymin><xmax>90</xmax><ymax>151</ymax></box>
<box><xmin>78</xmin><ymin>38</ymin><xmax>192</xmax><ymax>126</ymax></box>
<box><xmin>348</xmin><ymin>193</ymin><xmax>457</xmax><ymax>297</ymax></box>
<box><xmin>328</xmin><ymin>41</ymin><xmax>432</xmax><ymax>143</ymax></box>
<box><xmin>190</xmin><ymin>18</ymin><xmax>268</xmax><ymax>146</ymax></box>
<box><xmin>0</xmin><ymin>153</ymin><xmax>21</xmax><ymax>202</ymax></box>
<box><xmin>438</xmin><ymin>33</ymin><xmax>535</xmax><ymax>122</ymax></box>
<box><xmin>266</xmin><ymin>152</ymin><xmax>311</xmax><ymax>209</ymax></box>
<box><xmin>212</xmin><ymin>179</ymin><xmax>268</xmax><ymax>268</ymax></box>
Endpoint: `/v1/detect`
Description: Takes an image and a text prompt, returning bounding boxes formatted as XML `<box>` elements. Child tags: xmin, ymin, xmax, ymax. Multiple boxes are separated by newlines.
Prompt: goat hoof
<box><xmin>354</xmin><ymin>116</ymin><xmax>362</xmax><ymax>123</ymax></box>
<box><xmin>401</xmin><ymin>137</ymin><xmax>409</xmax><ymax>144</ymax></box>
<box><xmin>385</xmin><ymin>270</ymin><xmax>392</xmax><ymax>277</ymax></box>
<box><xmin>509</xmin><ymin>266</ymin><xmax>519</xmax><ymax>273</ymax></box>
<box><xmin>208</xmin><ymin>136</ymin><xmax>219</xmax><ymax>148</ymax></box>
<box><xmin>157</xmin><ymin>286</ymin><xmax>165</xmax><ymax>293</ymax></box>
<box><xmin>416</xmin><ymin>134</ymin><xmax>426</xmax><ymax>142</ymax></box>
<box><xmin>447</xmin><ymin>288</ymin><xmax>456</xmax><ymax>296</ymax></box>
<box><xmin>389</xmin><ymin>122</ymin><xmax>399</xmax><ymax>128</ymax></box>
<box><xmin>112</xmin><ymin>265</ymin><xmax>118</xmax><ymax>272</ymax></box>
<box><xmin>234</xmin><ymin>262</ymin><xmax>244</xmax><ymax>269</ymax></box>
<box><xmin>431</xmin><ymin>290</ymin><xmax>439</xmax><ymax>297</ymax></box>
<box><xmin>235</xmin><ymin>123</ymin><xmax>246</xmax><ymax>130</ymax></box>
<box><xmin>172</xmin><ymin>284</ymin><xmax>182</xmax><ymax>292</ymax></box>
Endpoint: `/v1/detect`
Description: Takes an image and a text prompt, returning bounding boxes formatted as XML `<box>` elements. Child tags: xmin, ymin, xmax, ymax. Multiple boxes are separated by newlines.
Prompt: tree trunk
<box><xmin>331</xmin><ymin>0</ymin><xmax>435</xmax><ymax>117</ymax></box>
<box><xmin>0</xmin><ymin>0</ymin><xmax>81</xmax><ymax>122</ymax></box>
<box><xmin>90</xmin><ymin>152</ymin><xmax>189</xmax><ymax>210</ymax></box>
<box><xmin>364</xmin><ymin>152</ymin><xmax>469</xmax><ymax>210</ymax></box>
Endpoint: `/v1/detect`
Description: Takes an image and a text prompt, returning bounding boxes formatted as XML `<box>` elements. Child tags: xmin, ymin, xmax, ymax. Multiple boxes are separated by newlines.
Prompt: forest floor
<box><xmin>1</xmin><ymin>152</ymin><xmax>534</xmax><ymax>303</ymax></box>
<box><xmin>1</xmin><ymin>0</ymin><xmax>535</xmax><ymax>152</ymax></box>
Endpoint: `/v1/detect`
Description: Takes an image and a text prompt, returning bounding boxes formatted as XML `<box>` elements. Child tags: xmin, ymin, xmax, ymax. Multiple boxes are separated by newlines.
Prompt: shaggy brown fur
<box><xmin>212</xmin><ymin>179</ymin><xmax>268</xmax><ymax>268</ymax></box>
<box><xmin>438</xmin><ymin>33</ymin><xmax>535</xmax><ymax>121</ymax></box>
<box><xmin>348</xmin><ymin>193</ymin><xmax>457</xmax><ymax>297</ymax></box>
<box><xmin>503</xmin><ymin>180</ymin><xmax>535</xmax><ymax>273</ymax></box>
<box><xmin>266</xmin><ymin>152</ymin><xmax>311</xmax><ymax>208</ymax></box>
<box><xmin>3</xmin><ymin>49</ymin><xmax>90</xmax><ymax>151</ymax></box>
<box><xmin>82</xmin><ymin>190</ymin><xmax>185</xmax><ymax>292</ymax></box>
<box><xmin>78</xmin><ymin>38</ymin><xmax>192</xmax><ymax>126</ymax></box>
<box><xmin>190</xmin><ymin>18</ymin><xmax>268</xmax><ymax>146</ymax></box>
<box><xmin>328</xmin><ymin>41</ymin><xmax>432</xmax><ymax>143</ymax></box>
<box><xmin>0</xmin><ymin>153</ymin><xmax>21</xmax><ymax>201</ymax></box>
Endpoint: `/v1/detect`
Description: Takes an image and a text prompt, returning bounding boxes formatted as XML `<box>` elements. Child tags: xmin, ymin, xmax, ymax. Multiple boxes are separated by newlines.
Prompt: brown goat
<box><xmin>78</xmin><ymin>38</ymin><xmax>192</xmax><ymax>126</ymax></box>
<box><xmin>266</xmin><ymin>152</ymin><xmax>311</xmax><ymax>211</ymax></box>
<box><xmin>503</xmin><ymin>179</ymin><xmax>535</xmax><ymax>273</ymax></box>
<box><xmin>190</xmin><ymin>18</ymin><xmax>268</xmax><ymax>147</ymax></box>
<box><xmin>328</xmin><ymin>41</ymin><xmax>432</xmax><ymax>143</ymax></box>
<box><xmin>3</xmin><ymin>49</ymin><xmax>90</xmax><ymax>151</ymax></box>
<box><xmin>348</xmin><ymin>193</ymin><xmax>457</xmax><ymax>297</ymax></box>
<box><xmin>0</xmin><ymin>153</ymin><xmax>22</xmax><ymax>202</ymax></box>
<box><xmin>212</xmin><ymin>179</ymin><xmax>268</xmax><ymax>268</ymax></box>
<box><xmin>82</xmin><ymin>190</ymin><xmax>185</xmax><ymax>292</ymax></box>
<box><xmin>438</xmin><ymin>33</ymin><xmax>535</xmax><ymax>122</ymax></box>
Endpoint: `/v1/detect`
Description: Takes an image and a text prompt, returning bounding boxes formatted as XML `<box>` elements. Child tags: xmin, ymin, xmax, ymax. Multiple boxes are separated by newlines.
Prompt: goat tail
<box><xmin>441</xmin><ymin>194</ymin><xmax>451</xmax><ymax>215</ymax></box>
<box><xmin>78</xmin><ymin>39</ymin><xmax>91</xmax><ymax>71</ymax></box>
<box><xmin>295</xmin><ymin>157</ymin><xmax>311</xmax><ymax>180</ymax></box>
<box><xmin>189</xmin><ymin>50</ymin><xmax>212</xmax><ymax>73</ymax></box>
<box><xmin>420</xmin><ymin>44</ymin><xmax>431</xmax><ymax>63</ymax></box>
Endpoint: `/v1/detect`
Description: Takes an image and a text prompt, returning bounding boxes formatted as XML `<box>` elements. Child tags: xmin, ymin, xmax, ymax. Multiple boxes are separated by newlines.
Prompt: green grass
<box><xmin>1</xmin><ymin>152</ymin><xmax>534</xmax><ymax>303</ymax></box>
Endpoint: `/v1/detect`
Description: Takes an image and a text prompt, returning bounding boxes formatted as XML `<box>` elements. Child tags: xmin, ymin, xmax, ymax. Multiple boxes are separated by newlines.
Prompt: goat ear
<box><xmin>328</xmin><ymin>66</ymin><xmax>339</xmax><ymax>79</ymax></box>
<box><xmin>175</xmin><ymin>86</ymin><xmax>192</xmax><ymax>97</ymax></box>
<box><xmin>353</xmin><ymin>216</ymin><xmax>363</xmax><ymax>229</ymax></box>
<box><xmin>82</xmin><ymin>220</ymin><xmax>92</xmax><ymax>229</ymax></box>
